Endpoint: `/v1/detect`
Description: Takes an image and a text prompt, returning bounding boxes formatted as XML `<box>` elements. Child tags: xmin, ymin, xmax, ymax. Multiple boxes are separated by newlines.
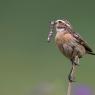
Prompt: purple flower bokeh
<box><xmin>72</xmin><ymin>84</ymin><xmax>93</xmax><ymax>95</ymax></box>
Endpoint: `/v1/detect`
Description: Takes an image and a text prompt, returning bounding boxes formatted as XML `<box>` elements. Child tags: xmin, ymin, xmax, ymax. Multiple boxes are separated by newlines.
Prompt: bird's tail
<box><xmin>88</xmin><ymin>52</ymin><xmax>95</xmax><ymax>55</ymax></box>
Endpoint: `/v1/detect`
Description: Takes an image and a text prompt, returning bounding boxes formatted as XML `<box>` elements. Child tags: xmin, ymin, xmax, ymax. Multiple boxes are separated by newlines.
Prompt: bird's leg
<box><xmin>71</xmin><ymin>46</ymin><xmax>80</xmax><ymax>66</ymax></box>
<box><xmin>68</xmin><ymin>63</ymin><xmax>76</xmax><ymax>82</ymax></box>
<box><xmin>73</xmin><ymin>55</ymin><xmax>80</xmax><ymax>65</ymax></box>
<box><xmin>68</xmin><ymin>57</ymin><xmax>79</xmax><ymax>82</ymax></box>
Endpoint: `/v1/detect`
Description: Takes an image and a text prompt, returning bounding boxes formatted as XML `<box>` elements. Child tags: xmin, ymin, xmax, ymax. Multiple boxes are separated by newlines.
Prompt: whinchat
<box><xmin>47</xmin><ymin>19</ymin><xmax>95</xmax><ymax>82</ymax></box>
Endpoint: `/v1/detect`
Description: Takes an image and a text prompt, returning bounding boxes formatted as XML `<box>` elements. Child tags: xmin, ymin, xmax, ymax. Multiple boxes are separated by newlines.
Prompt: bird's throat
<box><xmin>56</xmin><ymin>28</ymin><xmax>65</xmax><ymax>32</ymax></box>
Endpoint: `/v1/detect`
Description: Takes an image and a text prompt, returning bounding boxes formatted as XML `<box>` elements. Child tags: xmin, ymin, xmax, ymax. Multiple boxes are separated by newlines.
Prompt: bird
<box><xmin>47</xmin><ymin>19</ymin><xmax>95</xmax><ymax>82</ymax></box>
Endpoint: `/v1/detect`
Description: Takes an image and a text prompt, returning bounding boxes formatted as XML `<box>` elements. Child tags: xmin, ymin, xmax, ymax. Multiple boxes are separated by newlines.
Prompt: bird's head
<box><xmin>55</xmin><ymin>19</ymin><xmax>72</xmax><ymax>32</ymax></box>
<box><xmin>47</xmin><ymin>19</ymin><xmax>72</xmax><ymax>42</ymax></box>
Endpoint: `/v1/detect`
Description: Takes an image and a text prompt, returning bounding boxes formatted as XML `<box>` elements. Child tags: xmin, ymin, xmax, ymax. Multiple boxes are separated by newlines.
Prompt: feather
<box><xmin>70</xmin><ymin>31</ymin><xmax>95</xmax><ymax>54</ymax></box>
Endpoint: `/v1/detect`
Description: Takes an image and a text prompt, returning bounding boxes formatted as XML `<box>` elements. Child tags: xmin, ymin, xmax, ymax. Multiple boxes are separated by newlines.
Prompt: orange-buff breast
<box><xmin>55</xmin><ymin>32</ymin><xmax>74</xmax><ymax>44</ymax></box>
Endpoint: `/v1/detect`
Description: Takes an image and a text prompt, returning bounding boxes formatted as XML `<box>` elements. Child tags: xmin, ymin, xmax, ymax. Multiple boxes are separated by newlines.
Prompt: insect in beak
<box><xmin>47</xmin><ymin>21</ymin><xmax>55</xmax><ymax>43</ymax></box>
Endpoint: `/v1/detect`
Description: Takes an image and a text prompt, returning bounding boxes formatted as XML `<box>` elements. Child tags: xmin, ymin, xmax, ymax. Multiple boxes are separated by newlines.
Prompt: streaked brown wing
<box><xmin>71</xmin><ymin>32</ymin><xmax>93</xmax><ymax>52</ymax></box>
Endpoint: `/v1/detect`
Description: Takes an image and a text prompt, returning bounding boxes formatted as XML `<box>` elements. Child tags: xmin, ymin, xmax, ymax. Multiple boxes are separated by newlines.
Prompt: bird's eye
<box><xmin>58</xmin><ymin>21</ymin><xmax>62</xmax><ymax>23</ymax></box>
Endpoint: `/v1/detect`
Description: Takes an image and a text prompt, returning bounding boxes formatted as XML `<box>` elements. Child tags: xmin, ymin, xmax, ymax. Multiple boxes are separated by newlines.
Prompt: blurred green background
<box><xmin>0</xmin><ymin>0</ymin><xmax>95</xmax><ymax>95</ymax></box>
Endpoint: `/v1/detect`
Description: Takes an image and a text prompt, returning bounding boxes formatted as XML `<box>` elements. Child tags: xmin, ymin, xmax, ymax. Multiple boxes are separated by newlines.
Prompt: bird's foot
<box><xmin>68</xmin><ymin>74</ymin><xmax>76</xmax><ymax>82</ymax></box>
<box><xmin>73</xmin><ymin>56</ymin><xmax>80</xmax><ymax>66</ymax></box>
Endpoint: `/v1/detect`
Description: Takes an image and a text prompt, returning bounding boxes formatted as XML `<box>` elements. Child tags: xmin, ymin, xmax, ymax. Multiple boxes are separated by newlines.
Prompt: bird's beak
<box><xmin>47</xmin><ymin>21</ymin><xmax>55</xmax><ymax>43</ymax></box>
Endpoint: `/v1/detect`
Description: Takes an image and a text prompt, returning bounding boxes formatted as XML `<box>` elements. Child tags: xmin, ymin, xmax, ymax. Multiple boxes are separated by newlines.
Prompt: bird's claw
<box><xmin>73</xmin><ymin>56</ymin><xmax>80</xmax><ymax>66</ymax></box>
<box><xmin>68</xmin><ymin>74</ymin><xmax>76</xmax><ymax>82</ymax></box>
